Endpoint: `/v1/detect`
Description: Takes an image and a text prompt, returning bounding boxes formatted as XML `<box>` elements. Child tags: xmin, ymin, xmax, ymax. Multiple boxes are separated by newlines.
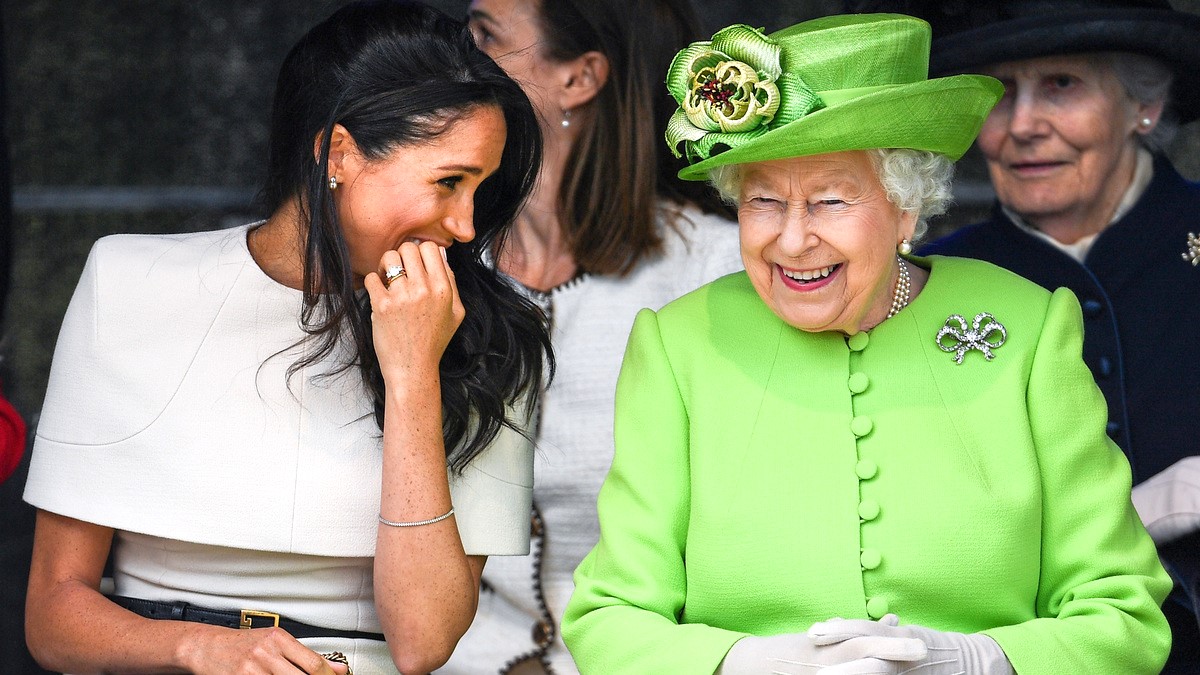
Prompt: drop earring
<box><xmin>329</xmin><ymin>175</ymin><xmax>339</xmax><ymax>190</ymax></box>
<box><xmin>561</xmin><ymin>109</ymin><xmax>572</xmax><ymax>128</ymax></box>
<box><xmin>898</xmin><ymin>238</ymin><xmax>913</xmax><ymax>256</ymax></box>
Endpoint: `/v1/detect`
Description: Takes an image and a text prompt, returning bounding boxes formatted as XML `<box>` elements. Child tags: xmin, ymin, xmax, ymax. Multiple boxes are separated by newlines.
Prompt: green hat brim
<box><xmin>677</xmin><ymin>74</ymin><xmax>1002</xmax><ymax>181</ymax></box>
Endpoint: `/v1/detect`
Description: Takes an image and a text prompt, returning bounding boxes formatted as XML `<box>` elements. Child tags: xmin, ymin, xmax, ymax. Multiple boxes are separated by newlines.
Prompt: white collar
<box><xmin>1002</xmin><ymin>147</ymin><xmax>1154</xmax><ymax>262</ymax></box>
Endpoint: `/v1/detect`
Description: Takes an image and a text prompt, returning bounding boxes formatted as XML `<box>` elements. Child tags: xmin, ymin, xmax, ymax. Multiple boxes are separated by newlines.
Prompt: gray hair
<box><xmin>707</xmin><ymin>163</ymin><xmax>745</xmax><ymax>208</ymax></box>
<box><xmin>708</xmin><ymin>148</ymin><xmax>955</xmax><ymax>241</ymax></box>
<box><xmin>1101</xmin><ymin>51</ymin><xmax>1177</xmax><ymax>152</ymax></box>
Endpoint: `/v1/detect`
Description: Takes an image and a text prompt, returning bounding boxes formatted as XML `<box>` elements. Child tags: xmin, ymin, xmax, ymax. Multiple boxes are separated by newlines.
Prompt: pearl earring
<box><xmin>898</xmin><ymin>239</ymin><xmax>913</xmax><ymax>256</ymax></box>
<box><xmin>329</xmin><ymin>175</ymin><xmax>338</xmax><ymax>190</ymax></box>
<box><xmin>1141</xmin><ymin>117</ymin><xmax>1153</xmax><ymax>128</ymax></box>
<box><xmin>561</xmin><ymin>109</ymin><xmax>572</xmax><ymax>128</ymax></box>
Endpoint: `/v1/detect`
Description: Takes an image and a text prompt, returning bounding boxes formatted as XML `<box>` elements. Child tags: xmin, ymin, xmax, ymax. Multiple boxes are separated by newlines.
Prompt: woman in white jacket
<box><xmin>444</xmin><ymin>0</ymin><xmax>742</xmax><ymax>672</ymax></box>
<box><xmin>23</xmin><ymin>3</ymin><xmax>550</xmax><ymax>673</ymax></box>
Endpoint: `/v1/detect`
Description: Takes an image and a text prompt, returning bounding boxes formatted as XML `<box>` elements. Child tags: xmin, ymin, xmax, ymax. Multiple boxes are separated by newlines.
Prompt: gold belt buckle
<box><xmin>239</xmin><ymin>609</ymin><xmax>280</xmax><ymax>629</ymax></box>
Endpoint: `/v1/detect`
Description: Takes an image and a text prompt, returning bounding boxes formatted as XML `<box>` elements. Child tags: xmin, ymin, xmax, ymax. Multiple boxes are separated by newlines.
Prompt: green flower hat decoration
<box><xmin>663</xmin><ymin>14</ymin><xmax>1006</xmax><ymax>182</ymax></box>
<box><xmin>666</xmin><ymin>25</ymin><xmax>805</xmax><ymax>162</ymax></box>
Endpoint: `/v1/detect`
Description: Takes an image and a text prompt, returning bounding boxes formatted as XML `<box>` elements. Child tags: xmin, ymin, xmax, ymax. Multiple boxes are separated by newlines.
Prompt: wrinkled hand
<box><xmin>717</xmin><ymin>622</ymin><xmax>927</xmax><ymax>675</ymax></box>
<box><xmin>1132</xmin><ymin>456</ymin><xmax>1200</xmax><ymax>544</ymax></box>
<box><xmin>808</xmin><ymin>614</ymin><xmax>1013</xmax><ymax>675</ymax></box>
<box><xmin>180</xmin><ymin>626</ymin><xmax>350</xmax><ymax>675</ymax></box>
<box><xmin>365</xmin><ymin>241</ymin><xmax>464</xmax><ymax>378</ymax></box>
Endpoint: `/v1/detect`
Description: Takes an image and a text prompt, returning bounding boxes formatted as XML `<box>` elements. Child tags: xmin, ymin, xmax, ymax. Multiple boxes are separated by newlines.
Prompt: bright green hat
<box><xmin>665</xmin><ymin>13</ymin><xmax>1003</xmax><ymax>181</ymax></box>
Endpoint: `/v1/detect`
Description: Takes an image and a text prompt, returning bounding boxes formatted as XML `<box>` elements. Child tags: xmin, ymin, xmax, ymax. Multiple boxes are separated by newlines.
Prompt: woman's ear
<box><xmin>315</xmin><ymin>123</ymin><xmax>357</xmax><ymax>182</ymax></box>
<box><xmin>558</xmin><ymin>50</ymin><xmax>610</xmax><ymax>111</ymax></box>
<box><xmin>899</xmin><ymin>206</ymin><xmax>919</xmax><ymax>244</ymax></box>
<box><xmin>1134</xmin><ymin>99</ymin><xmax>1166</xmax><ymax>135</ymax></box>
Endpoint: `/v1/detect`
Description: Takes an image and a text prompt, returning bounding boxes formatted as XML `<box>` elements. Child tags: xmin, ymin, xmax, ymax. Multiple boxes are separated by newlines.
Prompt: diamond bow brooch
<box><xmin>936</xmin><ymin>312</ymin><xmax>1007</xmax><ymax>364</ymax></box>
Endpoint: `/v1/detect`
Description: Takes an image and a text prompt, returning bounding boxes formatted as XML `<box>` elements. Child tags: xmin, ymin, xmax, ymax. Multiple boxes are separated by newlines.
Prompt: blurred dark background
<box><xmin>2</xmin><ymin>0</ymin><xmax>849</xmax><ymax>433</ymax></box>
<box><xmin>1</xmin><ymin>1</ymin><xmax>1198</xmax><ymax>672</ymax></box>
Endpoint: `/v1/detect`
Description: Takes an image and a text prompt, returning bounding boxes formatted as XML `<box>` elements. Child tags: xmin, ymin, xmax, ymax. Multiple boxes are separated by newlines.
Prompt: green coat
<box><xmin>562</xmin><ymin>256</ymin><xmax>1171</xmax><ymax>674</ymax></box>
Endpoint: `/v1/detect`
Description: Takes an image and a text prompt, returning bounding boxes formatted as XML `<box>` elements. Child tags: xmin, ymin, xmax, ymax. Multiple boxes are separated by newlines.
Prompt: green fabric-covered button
<box><xmin>848</xmin><ymin>372</ymin><xmax>869</xmax><ymax>394</ymax></box>
<box><xmin>859</xmin><ymin>499</ymin><xmax>880</xmax><ymax>521</ymax></box>
<box><xmin>850</xmin><ymin>416</ymin><xmax>873</xmax><ymax>437</ymax></box>
<box><xmin>860</xmin><ymin>548</ymin><xmax>882</xmax><ymax>570</ymax></box>
<box><xmin>847</xmin><ymin>332</ymin><xmax>870</xmax><ymax>351</ymax></box>
<box><xmin>856</xmin><ymin>459</ymin><xmax>878</xmax><ymax>480</ymax></box>
<box><xmin>866</xmin><ymin>597</ymin><xmax>889</xmax><ymax>619</ymax></box>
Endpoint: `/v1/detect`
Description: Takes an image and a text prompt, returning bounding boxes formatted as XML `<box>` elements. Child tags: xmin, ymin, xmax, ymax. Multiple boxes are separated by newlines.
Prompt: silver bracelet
<box><xmin>378</xmin><ymin>508</ymin><xmax>455</xmax><ymax>528</ymax></box>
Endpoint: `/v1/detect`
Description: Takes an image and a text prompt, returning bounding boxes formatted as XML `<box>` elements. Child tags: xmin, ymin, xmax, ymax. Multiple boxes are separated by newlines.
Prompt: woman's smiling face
<box><xmin>737</xmin><ymin>150</ymin><xmax>915</xmax><ymax>335</ymax></box>
<box><xmin>330</xmin><ymin>105</ymin><xmax>507</xmax><ymax>284</ymax></box>
<box><xmin>976</xmin><ymin>54</ymin><xmax>1146</xmax><ymax>236</ymax></box>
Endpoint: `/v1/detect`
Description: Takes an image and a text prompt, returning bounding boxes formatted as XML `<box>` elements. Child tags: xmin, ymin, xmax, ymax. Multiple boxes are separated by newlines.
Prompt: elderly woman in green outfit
<box><xmin>561</xmin><ymin>13</ymin><xmax>1171</xmax><ymax>675</ymax></box>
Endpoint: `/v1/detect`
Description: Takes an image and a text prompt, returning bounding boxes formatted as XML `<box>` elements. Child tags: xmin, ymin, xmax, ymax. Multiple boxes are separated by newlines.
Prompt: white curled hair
<box><xmin>708</xmin><ymin>148</ymin><xmax>955</xmax><ymax>242</ymax></box>
<box><xmin>708</xmin><ymin>163</ymin><xmax>744</xmax><ymax>207</ymax></box>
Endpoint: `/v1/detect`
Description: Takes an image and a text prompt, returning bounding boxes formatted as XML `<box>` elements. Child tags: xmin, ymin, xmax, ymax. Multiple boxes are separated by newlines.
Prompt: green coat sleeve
<box><xmin>561</xmin><ymin>308</ymin><xmax>745</xmax><ymax>674</ymax></box>
<box><xmin>982</xmin><ymin>288</ymin><xmax>1172</xmax><ymax>673</ymax></box>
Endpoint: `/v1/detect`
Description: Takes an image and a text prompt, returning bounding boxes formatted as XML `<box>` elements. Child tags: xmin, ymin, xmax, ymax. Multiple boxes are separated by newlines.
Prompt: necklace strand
<box><xmin>886</xmin><ymin>256</ymin><xmax>911</xmax><ymax>319</ymax></box>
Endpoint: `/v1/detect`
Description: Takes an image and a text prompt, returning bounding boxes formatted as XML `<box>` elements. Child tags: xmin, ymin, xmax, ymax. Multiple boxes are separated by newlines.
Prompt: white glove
<box><xmin>807</xmin><ymin>614</ymin><xmax>1014</xmax><ymax>675</ymax></box>
<box><xmin>717</xmin><ymin>620</ymin><xmax>927</xmax><ymax>675</ymax></box>
<box><xmin>1131</xmin><ymin>456</ymin><xmax>1200</xmax><ymax>544</ymax></box>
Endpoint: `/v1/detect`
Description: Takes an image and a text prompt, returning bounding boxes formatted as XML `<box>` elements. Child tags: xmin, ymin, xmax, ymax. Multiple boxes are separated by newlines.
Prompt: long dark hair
<box><xmin>536</xmin><ymin>0</ymin><xmax>734</xmax><ymax>276</ymax></box>
<box><xmin>262</xmin><ymin>0</ymin><xmax>550</xmax><ymax>471</ymax></box>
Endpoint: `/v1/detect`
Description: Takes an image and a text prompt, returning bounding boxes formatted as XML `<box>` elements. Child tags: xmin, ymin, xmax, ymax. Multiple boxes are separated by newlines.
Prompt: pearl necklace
<box><xmin>886</xmin><ymin>256</ymin><xmax>911</xmax><ymax>319</ymax></box>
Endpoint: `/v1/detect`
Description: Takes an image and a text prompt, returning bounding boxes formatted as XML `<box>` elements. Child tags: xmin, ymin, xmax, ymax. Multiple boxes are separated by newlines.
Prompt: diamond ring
<box><xmin>383</xmin><ymin>264</ymin><xmax>406</xmax><ymax>287</ymax></box>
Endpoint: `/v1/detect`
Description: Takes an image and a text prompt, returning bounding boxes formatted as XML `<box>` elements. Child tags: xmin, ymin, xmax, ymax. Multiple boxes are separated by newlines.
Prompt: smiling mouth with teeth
<box><xmin>783</xmin><ymin>263</ymin><xmax>840</xmax><ymax>283</ymax></box>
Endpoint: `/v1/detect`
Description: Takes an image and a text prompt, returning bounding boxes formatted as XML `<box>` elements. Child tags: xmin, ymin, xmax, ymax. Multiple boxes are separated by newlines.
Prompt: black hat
<box><xmin>848</xmin><ymin>1</ymin><xmax>1200</xmax><ymax>121</ymax></box>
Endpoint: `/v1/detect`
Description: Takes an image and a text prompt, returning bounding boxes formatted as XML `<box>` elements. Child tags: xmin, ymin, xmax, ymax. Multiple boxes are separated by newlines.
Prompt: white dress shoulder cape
<box><xmin>24</xmin><ymin>224</ymin><xmax>534</xmax><ymax>671</ymax></box>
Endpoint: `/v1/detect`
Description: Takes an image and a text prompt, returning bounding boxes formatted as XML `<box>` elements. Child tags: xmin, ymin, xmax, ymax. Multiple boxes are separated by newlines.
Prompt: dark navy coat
<box><xmin>921</xmin><ymin>155</ymin><xmax>1200</xmax><ymax>671</ymax></box>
